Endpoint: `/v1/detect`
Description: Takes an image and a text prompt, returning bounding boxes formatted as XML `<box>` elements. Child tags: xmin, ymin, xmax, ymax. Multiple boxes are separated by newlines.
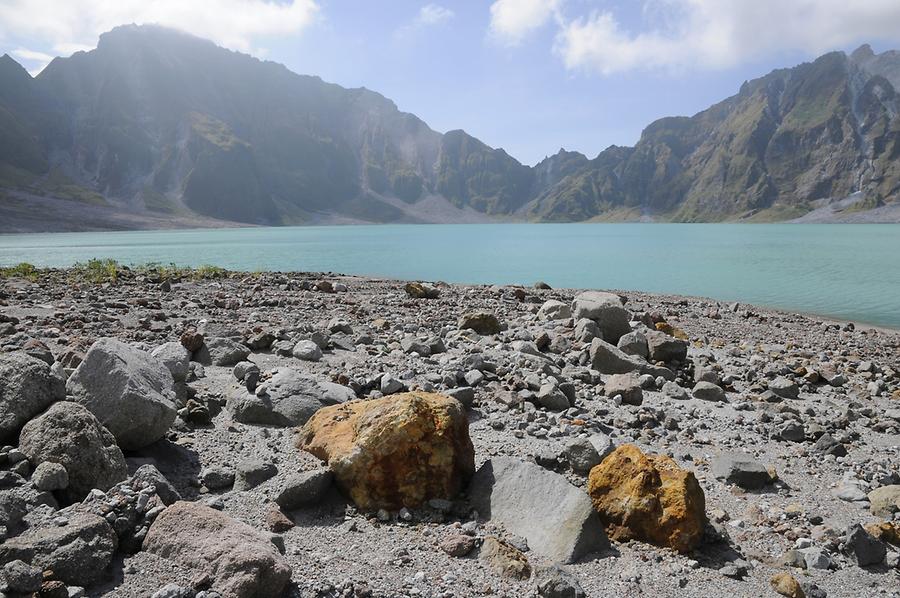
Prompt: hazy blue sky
<box><xmin>3</xmin><ymin>0</ymin><xmax>900</xmax><ymax>164</ymax></box>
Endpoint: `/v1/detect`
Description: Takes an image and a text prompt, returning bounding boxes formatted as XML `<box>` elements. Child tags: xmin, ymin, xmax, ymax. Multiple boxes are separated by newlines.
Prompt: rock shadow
<box><xmin>127</xmin><ymin>438</ymin><xmax>203</xmax><ymax>500</ymax></box>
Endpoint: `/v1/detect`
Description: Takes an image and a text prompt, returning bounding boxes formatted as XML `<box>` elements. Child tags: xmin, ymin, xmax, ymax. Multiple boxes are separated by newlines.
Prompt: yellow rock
<box><xmin>866</xmin><ymin>521</ymin><xmax>900</xmax><ymax>546</ymax></box>
<box><xmin>297</xmin><ymin>392</ymin><xmax>474</xmax><ymax>511</ymax></box>
<box><xmin>404</xmin><ymin>281</ymin><xmax>439</xmax><ymax>299</ymax></box>
<box><xmin>770</xmin><ymin>572</ymin><xmax>805</xmax><ymax>598</ymax></box>
<box><xmin>587</xmin><ymin>444</ymin><xmax>706</xmax><ymax>553</ymax></box>
<box><xmin>479</xmin><ymin>536</ymin><xmax>531</xmax><ymax>580</ymax></box>
<box><xmin>653</xmin><ymin>321</ymin><xmax>688</xmax><ymax>340</ymax></box>
<box><xmin>655</xmin><ymin>322</ymin><xmax>674</xmax><ymax>335</ymax></box>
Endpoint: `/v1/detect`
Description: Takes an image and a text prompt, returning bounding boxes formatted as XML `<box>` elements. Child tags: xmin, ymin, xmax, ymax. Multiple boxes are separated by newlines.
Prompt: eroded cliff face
<box><xmin>2</xmin><ymin>26</ymin><xmax>899</xmax><ymax>228</ymax></box>
<box><xmin>525</xmin><ymin>48</ymin><xmax>900</xmax><ymax>222</ymax></box>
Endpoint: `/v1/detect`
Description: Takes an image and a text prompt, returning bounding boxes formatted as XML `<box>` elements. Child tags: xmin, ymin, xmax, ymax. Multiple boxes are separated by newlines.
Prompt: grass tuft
<box><xmin>0</xmin><ymin>262</ymin><xmax>41</xmax><ymax>280</ymax></box>
<box><xmin>72</xmin><ymin>258</ymin><xmax>121</xmax><ymax>284</ymax></box>
<box><xmin>136</xmin><ymin>262</ymin><xmax>228</xmax><ymax>282</ymax></box>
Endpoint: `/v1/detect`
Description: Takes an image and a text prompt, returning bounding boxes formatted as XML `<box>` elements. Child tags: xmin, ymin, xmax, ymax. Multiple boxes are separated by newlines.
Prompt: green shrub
<box><xmin>73</xmin><ymin>258</ymin><xmax>121</xmax><ymax>283</ymax></box>
<box><xmin>0</xmin><ymin>262</ymin><xmax>40</xmax><ymax>280</ymax></box>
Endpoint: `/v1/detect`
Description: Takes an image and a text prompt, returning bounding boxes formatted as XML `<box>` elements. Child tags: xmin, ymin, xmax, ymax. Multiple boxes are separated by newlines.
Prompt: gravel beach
<box><xmin>0</xmin><ymin>267</ymin><xmax>898</xmax><ymax>598</ymax></box>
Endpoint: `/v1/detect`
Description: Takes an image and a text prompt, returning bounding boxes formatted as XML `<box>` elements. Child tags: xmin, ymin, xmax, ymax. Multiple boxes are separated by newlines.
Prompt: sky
<box><xmin>3</xmin><ymin>0</ymin><xmax>900</xmax><ymax>165</ymax></box>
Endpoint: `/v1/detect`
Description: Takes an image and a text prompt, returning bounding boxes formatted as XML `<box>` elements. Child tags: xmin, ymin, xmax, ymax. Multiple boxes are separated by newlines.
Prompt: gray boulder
<box><xmin>67</xmin><ymin>338</ymin><xmax>177</xmax><ymax>450</ymax></box>
<box><xmin>201</xmin><ymin>467</ymin><xmax>235</xmax><ymax>491</ymax></box>
<box><xmin>226</xmin><ymin>368</ymin><xmax>355</xmax><ymax>426</ymax></box>
<box><xmin>574</xmin><ymin>318</ymin><xmax>601</xmax><ymax>343</ymax></box>
<box><xmin>662</xmin><ymin>381</ymin><xmax>689</xmax><ymax>400</ymax></box>
<box><xmin>197</xmin><ymin>337</ymin><xmax>251</xmax><ymax>367</ymax></box>
<box><xmin>604</xmin><ymin>373</ymin><xmax>643</xmax><ymax>405</ymax></box>
<box><xmin>538</xmin><ymin>300</ymin><xmax>571</xmax><ymax>321</ymax></box>
<box><xmin>445</xmin><ymin>386</ymin><xmax>476</xmax><ymax>407</ymax></box>
<box><xmin>769</xmin><ymin>376</ymin><xmax>800</xmax><ymax>399</ymax></box>
<box><xmin>0</xmin><ymin>472</ymin><xmax>56</xmax><ymax>535</ymax></box>
<box><xmin>711</xmin><ymin>453</ymin><xmax>771</xmax><ymax>490</ymax></box>
<box><xmin>535</xmin><ymin>565</ymin><xmax>586</xmax><ymax>598</ymax></box>
<box><xmin>645</xmin><ymin>330</ymin><xmax>688</xmax><ymax>363</ymax></box>
<box><xmin>151</xmin><ymin>584</ymin><xmax>193</xmax><ymax>598</ymax></box>
<box><xmin>801</xmin><ymin>547</ymin><xmax>833</xmax><ymax>570</ymax></box>
<box><xmin>616</xmin><ymin>331</ymin><xmax>648</xmax><ymax>358</ymax></box>
<box><xmin>275</xmin><ymin>470</ymin><xmax>334</xmax><ymax>509</ymax></box>
<box><xmin>0</xmin><ymin>511</ymin><xmax>117</xmax><ymax>586</ymax></box>
<box><xmin>233</xmin><ymin>361</ymin><xmax>259</xmax><ymax>381</ymax></box>
<box><xmin>292</xmin><ymin>340</ymin><xmax>323</xmax><ymax>362</ymax></box>
<box><xmin>19</xmin><ymin>402</ymin><xmax>127</xmax><ymax>501</ymax></box>
<box><xmin>380</xmin><ymin>373</ymin><xmax>405</xmax><ymax>395</ymax></box>
<box><xmin>845</xmin><ymin>524</ymin><xmax>886</xmax><ymax>567</ymax></box>
<box><xmin>132</xmin><ymin>464</ymin><xmax>181</xmax><ymax>505</ymax></box>
<box><xmin>536</xmin><ymin>383</ymin><xmax>571</xmax><ymax>411</ymax></box>
<box><xmin>401</xmin><ymin>337</ymin><xmax>432</xmax><ymax>356</ymax></box>
<box><xmin>234</xmin><ymin>460</ymin><xmax>278</xmax><ymax>491</ymax></box>
<box><xmin>468</xmin><ymin>457</ymin><xmax>608</xmax><ymax>563</ymax></box>
<box><xmin>563</xmin><ymin>434</ymin><xmax>614</xmax><ymax>474</ymax></box>
<box><xmin>571</xmin><ymin>291</ymin><xmax>631</xmax><ymax>343</ymax></box>
<box><xmin>151</xmin><ymin>342</ymin><xmax>191</xmax><ymax>383</ymax></box>
<box><xmin>3</xmin><ymin>559</ymin><xmax>42</xmax><ymax>593</ymax></box>
<box><xmin>776</xmin><ymin>420</ymin><xmax>805</xmax><ymax>442</ymax></box>
<box><xmin>144</xmin><ymin>501</ymin><xmax>291</xmax><ymax>598</ymax></box>
<box><xmin>0</xmin><ymin>352</ymin><xmax>65</xmax><ymax>441</ymax></box>
<box><xmin>692</xmin><ymin>381</ymin><xmax>726</xmax><ymax>402</ymax></box>
<box><xmin>589</xmin><ymin>339</ymin><xmax>674</xmax><ymax>380</ymax></box>
<box><xmin>31</xmin><ymin>461</ymin><xmax>69</xmax><ymax>492</ymax></box>
<box><xmin>813</xmin><ymin>433</ymin><xmax>847</xmax><ymax>457</ymax></box>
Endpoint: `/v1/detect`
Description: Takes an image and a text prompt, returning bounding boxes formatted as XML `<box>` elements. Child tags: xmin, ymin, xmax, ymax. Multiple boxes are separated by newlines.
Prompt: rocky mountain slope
<box><xmin>1</xmin><ymin>26</ymin><xmax>899</xmax><ymax>229</ymax></box>
<box><xmin>533</xmin><ymin>44</ymin><xmax>900</xmax><ymax>222</ymax></box>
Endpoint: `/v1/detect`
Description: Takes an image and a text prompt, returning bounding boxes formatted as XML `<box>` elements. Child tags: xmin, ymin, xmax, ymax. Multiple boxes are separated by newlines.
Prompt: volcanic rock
<box><xmin>587</xmin><ymin>444</ymin><xmax>706</xmax><ymax>553</ymax></box>
<box><xmin>298</xmin><ymin>392</ymin><xmax>474</xmax><ymax>510</ymax></box>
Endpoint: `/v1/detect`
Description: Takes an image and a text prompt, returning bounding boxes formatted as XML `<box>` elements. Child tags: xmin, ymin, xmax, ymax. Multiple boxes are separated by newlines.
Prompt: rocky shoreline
<box><xmin>0</xmin><ymin>267</ymin><xmax>898</xmax><ymax>598</ymax></box>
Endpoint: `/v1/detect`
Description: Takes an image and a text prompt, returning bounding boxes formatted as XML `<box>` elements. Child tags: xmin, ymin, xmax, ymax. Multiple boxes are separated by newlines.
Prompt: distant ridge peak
<box><xmin>0</xmin><ymin>53</ymin><xmax>32</xmax><ymax>79</ymax></box>
<box><xmin>97</xmin><ymin>23</ymin><xmax>215</xmax><ymax>50</ymax></box>
<box><xmin>851</xmin><ymin>43</ymin><xmax>876</xmax><ymax>61</ymax></box>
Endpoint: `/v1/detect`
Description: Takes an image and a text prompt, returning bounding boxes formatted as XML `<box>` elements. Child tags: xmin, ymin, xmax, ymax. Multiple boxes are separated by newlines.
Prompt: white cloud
<box><xmin>417</xmin><ymin>4</ymin><xmax>454</xmax><ymax>27</ymax></box>
<box><xmin>11</xmin><ymin>48</ymin><xmax>55</xmax><ymax>75</ymax></box>
<box><xmin>489</xmin><ymin>0</ymin><xmax>562</xmax><ymax>46</ymax></box>
<box><xmin>0</xmin><ymin>0</ymin><xmax>319</xmax><ymax>71</ymax></box>
<box><xmin>12</xmin><ymin>48</ymin><xmax>54</xmax><ymax>63</ymax></box>
<box><xmin>394</xmin><ymin>3</ymin><xmax>454</xmax><ymax>40</ymax></box>
<box><xmin>554</xmin><ymin>0</ymin><xmax>900</xmax><ymax>75</ymax></box>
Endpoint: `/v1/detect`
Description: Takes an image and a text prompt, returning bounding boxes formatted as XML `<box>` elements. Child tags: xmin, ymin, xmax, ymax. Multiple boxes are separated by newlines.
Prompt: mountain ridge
<box><xmin>1</xmin><ymin>25</ymin><xmax>899</xmax><ymax>231</ymax></box>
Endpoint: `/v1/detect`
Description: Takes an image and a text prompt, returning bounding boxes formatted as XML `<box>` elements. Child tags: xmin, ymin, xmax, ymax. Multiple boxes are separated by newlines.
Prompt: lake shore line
<box><xmin>2</xmin><ymin>223</ymin><xmax>898</xmax><ymax>331</ymax></box>
<box><xmin>0</xmin><ymin>266</ymin><xmax>898</xmax><ymax>596</ymax></box>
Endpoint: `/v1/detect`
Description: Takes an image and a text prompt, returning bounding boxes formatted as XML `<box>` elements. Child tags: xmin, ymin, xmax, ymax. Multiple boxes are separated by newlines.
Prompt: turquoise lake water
<box><xmin>1</xmin><ymin>223</ymin><xmax>898</xmax><ymax>329</ymax></box>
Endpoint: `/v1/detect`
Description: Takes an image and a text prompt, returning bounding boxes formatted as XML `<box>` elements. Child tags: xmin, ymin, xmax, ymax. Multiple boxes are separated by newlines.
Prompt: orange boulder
<box><xmin>297</xmin><ymin>392</ymin><xmax>474</xmax><ymax>511</ymax></box>
<box><xmin>587</xmin><ymin>444</ymin><xmax>706</xmax><ymax>553</ymax></box>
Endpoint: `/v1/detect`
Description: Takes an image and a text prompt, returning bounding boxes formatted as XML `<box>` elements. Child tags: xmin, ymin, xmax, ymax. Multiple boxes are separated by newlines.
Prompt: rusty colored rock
<box><xmin>770</xmin><ymin>572</ymin><xmax>805</xmax><ymax>598</ymax></box>
<box><xmin>404</xmin><ymin>281</ymin><xmax>440</xmax><ymax>299</ymax></box>
<box><xmin>180</xmin><ymin>327</ymin><xmax>204</xmax><ymax>353</ymax></box>
<box><xmin>866</xmin><ymin>521</ymin><xmax>900</xmax><ymax>546</ymax></box>
<box><xmin>479</xmin><ymin>537</ymin><xmax>531</xmax><ymax>580</ymax></box>
<box><xmin>439</xmin><ymin>533</ymin><xmax>477</xmax><ymax>557</ymax></box>
<box><xmin>265</xmin><ymin>503</ymin><xmax>295</xmax><ymax>533</ymax></box>
<box><xmin>297</xmin><ymin>392</ymin><xmax>474</xmax><ymax>511</ymax></box>
<box><xmin>587</xmin><ymin>444</ymin><xmax>706</xmax><ymax>553</ymax></box>
<box><xmin>457</xmin><ymin>311</ymin><xmax>501</xmax><ymax>335</ymax></box>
